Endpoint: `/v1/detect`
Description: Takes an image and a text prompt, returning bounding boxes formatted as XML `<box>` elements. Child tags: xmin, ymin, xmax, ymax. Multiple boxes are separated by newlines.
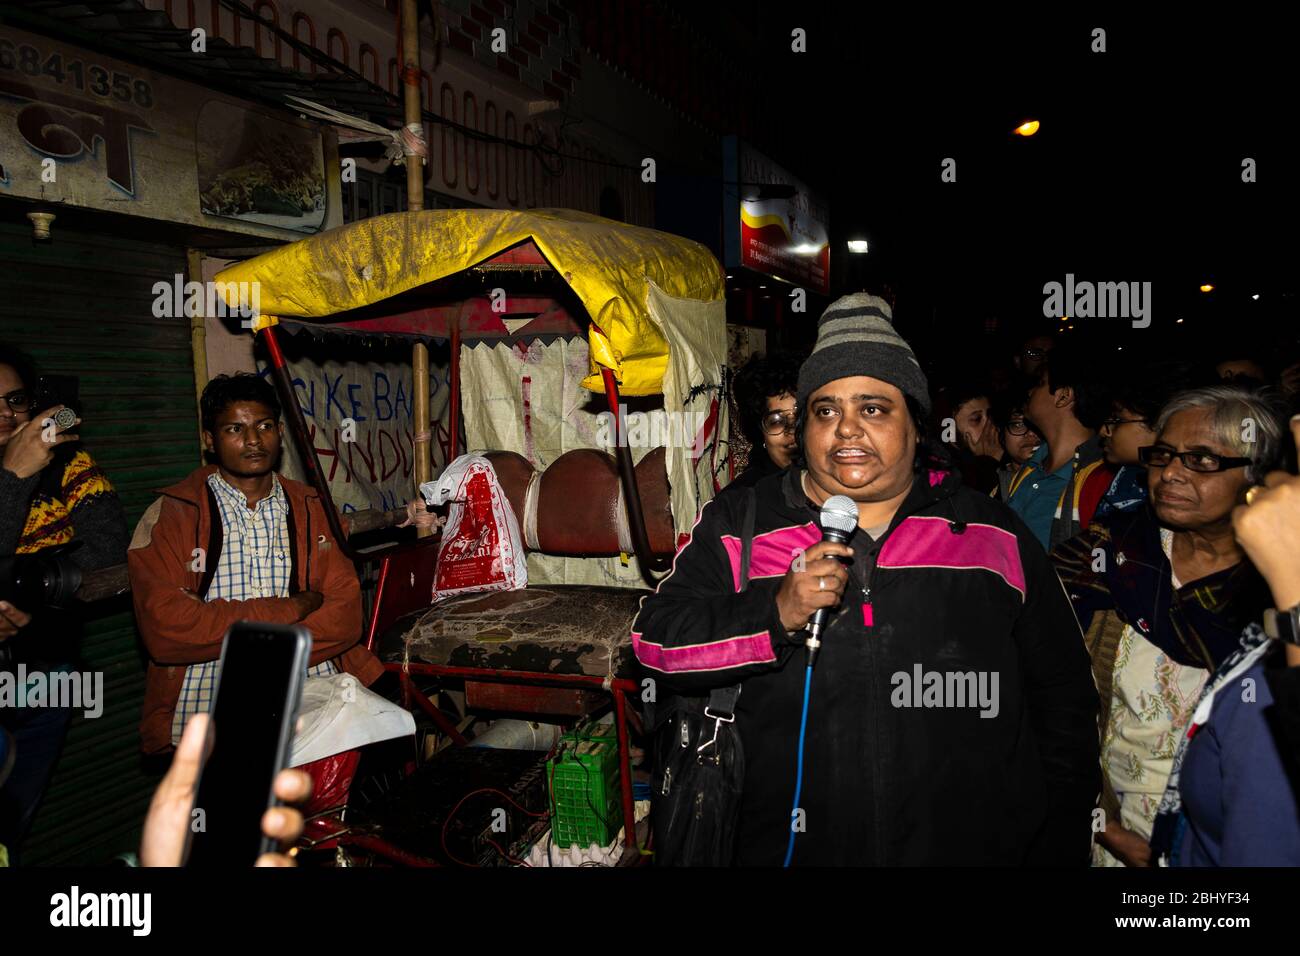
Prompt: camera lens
<box><xmin>0</xmin><ymin>551</ymin><xmax>82</xmax><ymax>612</ymax></box>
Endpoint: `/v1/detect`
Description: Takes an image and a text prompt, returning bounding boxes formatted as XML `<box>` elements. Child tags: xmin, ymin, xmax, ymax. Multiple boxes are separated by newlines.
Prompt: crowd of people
<box><xmin>642</xmin><ymin>296</ymin><xmax>1300</xmax><ymax>866</ymax></box>
<box><xmin>4</xmin><ymin>298</ymin><xmax>1300</xmax><ymax>866</ymax></box>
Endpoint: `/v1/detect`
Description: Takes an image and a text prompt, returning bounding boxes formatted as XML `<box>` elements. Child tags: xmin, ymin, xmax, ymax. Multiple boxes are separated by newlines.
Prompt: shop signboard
<box><xmin>723</xmin><ymin>136</ymin><xmax>830</xmax><ymax>294</ymax></box>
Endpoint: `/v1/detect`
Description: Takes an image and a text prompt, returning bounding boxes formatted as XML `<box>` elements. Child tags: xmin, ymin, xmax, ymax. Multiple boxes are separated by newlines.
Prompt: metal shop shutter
<box><xmin>0</xmin><ymin>219</ymin><xmax>196</xmax><ymax>865</ymax></box>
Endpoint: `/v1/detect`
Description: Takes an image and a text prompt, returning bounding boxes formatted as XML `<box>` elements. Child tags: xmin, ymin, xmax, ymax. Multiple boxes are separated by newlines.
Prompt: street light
<box><xmin>1013</xmin><ymin>120</ymin><xmax>1040</xmax><ymax>137</ymax></box>
<box><xmin>1200</xmin><ymin>283</ymin><xmax>1215</xmax><ymax>293</ymax></box>
<box><xmin>847</xmin><ymin>239</ymin><xmax>869</xmax><ymax>254</ymax></box>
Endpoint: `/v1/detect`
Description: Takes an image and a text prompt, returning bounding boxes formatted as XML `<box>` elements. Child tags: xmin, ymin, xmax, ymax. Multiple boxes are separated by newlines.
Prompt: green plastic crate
<box><xmin>547</xmin><ymin>724</ymin><xmax>624</xmax><ymax>848</ymax></box>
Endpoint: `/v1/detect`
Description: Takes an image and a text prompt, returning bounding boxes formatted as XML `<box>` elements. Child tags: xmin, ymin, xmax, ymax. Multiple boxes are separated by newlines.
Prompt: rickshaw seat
<box><xmin>484</xmin><ymin>448</ymin><xmax>675</xmax><ymax>557</ymax></box>
<box><xmin>377</xmin><ymin>585</ymin><xmax>647</xmax><ymax>679</ymax></box>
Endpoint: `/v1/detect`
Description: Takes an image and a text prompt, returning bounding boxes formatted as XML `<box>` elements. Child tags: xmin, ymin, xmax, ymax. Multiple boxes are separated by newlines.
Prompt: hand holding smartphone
<box><xmin>184</xmin><ymin>621</ymin><xmax>311</xmax><ymax>867</ymax></box>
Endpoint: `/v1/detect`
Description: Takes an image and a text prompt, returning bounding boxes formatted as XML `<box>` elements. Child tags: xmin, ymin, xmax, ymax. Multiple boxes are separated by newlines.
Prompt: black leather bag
<box><xmin>648</xmin><ymin>489</ymin><xmax>754</xmax><ymax>866</ymax></box>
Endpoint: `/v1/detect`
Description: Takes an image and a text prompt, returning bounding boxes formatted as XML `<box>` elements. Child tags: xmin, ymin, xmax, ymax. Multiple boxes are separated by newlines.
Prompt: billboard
<box><xmin>0</xmin><ymin>25</ymin><xmax>329</xmax><ymax>240</ymax></box>
<box><xmin>723</xmin><ymin>136</ymin><xmax>830</xmax><ymax>294</ymax></box>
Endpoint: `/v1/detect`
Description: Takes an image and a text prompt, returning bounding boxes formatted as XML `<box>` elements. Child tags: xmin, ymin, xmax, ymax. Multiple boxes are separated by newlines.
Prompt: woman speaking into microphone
<box><xmin>632</xmin><ymin>294</ymin><xmax>1100</xmax><ymax>866</ymax></box>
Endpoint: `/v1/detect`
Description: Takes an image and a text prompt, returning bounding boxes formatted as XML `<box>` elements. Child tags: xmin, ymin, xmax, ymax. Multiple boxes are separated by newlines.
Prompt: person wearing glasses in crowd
<box><xmin>990</xmin><ymin>395</ymin><xmax>1043</xmax><ymax>499</ymax></box>
<box><xmin>1142</xmin><ymin>411</ymin><xmax>1300</xmax><ymax>866</ymax></box>
<box><xmin>1052</xmin><ymin>385</ymin><xmax>1283</xmax><ymax>866</ymax></box>
<box><xmin>1092</xmin><ymin>360</ymin><xmax>1207</xmax><ymax>522</ymax></box>
<box><xmin>0</xmin><ymin>344</ymin><xmax>128</xmax><ymax>864</ymax></box>
<box><xmin>725</xmin><ymin>351</ymin><xmax>806</xmax><ymax>493</ymax></box>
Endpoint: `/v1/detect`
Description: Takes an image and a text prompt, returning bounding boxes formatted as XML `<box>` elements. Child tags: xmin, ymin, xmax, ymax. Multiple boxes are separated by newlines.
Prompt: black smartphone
<box><xmin>185</xmin><ymin>621</ymin><xmax>311</xmax><ymax>867</ymax></box>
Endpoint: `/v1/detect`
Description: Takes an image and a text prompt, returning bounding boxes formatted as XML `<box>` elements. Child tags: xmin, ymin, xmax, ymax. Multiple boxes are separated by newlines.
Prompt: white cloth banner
<box><xmin>457</xmin><ymin>285</ymin><xmax>728</xmax><ymax>588</ymax></box>
<box><xmin>269</xmin><ymin>354</ymin><xmax>453</xmax><ymax>515</ymax></box>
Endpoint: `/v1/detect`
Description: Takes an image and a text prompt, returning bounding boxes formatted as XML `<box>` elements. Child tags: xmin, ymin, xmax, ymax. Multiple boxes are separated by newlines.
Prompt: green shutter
<box><xmin>0</xmin><ymin>220</ymin><xmax>195</xmax><ymax>864</ymax></box>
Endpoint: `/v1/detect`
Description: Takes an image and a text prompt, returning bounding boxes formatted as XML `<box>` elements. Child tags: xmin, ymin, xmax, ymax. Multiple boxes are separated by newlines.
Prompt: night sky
<box><xmin>695</xmin><ymin>7</ymin><xmax>1295</xmax><ymax>373</ymax></box>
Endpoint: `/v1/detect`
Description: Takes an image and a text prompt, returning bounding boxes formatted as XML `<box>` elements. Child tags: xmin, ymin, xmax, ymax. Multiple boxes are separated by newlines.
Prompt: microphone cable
<box><xmin>783</xmin><ymin>491</ymin><xmax>857</xmax><ymax>866</ymax></box>
<box><xmin>783</xmin><ymin>663</ymin><xmax>814</xmax><ymax>867</ymax></box>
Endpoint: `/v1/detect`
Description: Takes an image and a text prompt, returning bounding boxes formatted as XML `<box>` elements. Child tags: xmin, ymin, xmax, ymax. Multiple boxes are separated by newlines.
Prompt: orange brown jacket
<box><xmin>127</xmin><ymin>464</ymin><xmax>383</xmax><ymax>754</ymax></box>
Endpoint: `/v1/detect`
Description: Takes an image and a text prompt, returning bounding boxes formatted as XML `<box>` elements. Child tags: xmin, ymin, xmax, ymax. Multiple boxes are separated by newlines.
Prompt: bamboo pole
<box><xmin>186</xmin><ymin>248</ymin><xmax>208</xmax><ymax>461</ymax></box>
<box><xmin>401</xmin><ymin>0</ymin><xmax>433</xmax><ymax>535</ymax></box>
<box><xmin>401</xmin><ymin>0</ymin><xmax>424</xmax><ymax>214</ymax></box>
<box><xmin>412</xmin><ymin>342</ymin><xmax>432</xmax><ymax>536</ymax></box>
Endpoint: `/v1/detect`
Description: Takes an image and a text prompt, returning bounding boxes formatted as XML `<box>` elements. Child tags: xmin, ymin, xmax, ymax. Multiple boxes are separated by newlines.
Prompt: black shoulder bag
<box><xmin>648</xmin><ymin>488</ymin><xmax>754</xmax><ymax>866</ymax></box>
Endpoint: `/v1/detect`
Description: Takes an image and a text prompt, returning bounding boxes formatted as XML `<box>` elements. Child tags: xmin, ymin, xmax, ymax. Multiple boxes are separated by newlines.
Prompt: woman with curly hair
<box><xmin>727</xmin><ymin>350</ymin><xmax>806</xmax><ymax>492</ymax></box>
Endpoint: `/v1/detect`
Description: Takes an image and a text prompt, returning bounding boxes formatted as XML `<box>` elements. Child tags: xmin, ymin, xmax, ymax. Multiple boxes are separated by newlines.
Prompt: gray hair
<box><xmin>1154</xmin><ymin>385</ymin><xmax>1286</xmax><ymax>483</ymax></box>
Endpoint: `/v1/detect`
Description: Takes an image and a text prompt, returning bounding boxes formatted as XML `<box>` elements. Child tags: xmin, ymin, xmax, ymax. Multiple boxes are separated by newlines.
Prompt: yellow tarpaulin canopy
<box><xmin>213</xmin><ymin>208</ymin><xmax>725</xmax><ymax>396</ymax></box>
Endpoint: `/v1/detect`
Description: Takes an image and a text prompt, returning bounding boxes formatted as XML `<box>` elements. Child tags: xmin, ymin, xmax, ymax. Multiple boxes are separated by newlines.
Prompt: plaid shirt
<box><xmin>170</xmin><ymin>472</ymin><xmax>336</xmax><ymax>745</ymax></box>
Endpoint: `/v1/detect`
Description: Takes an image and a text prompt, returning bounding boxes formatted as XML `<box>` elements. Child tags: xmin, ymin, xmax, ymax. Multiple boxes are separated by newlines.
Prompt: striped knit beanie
<box><xmin>796</xmin><ymin>293</ymin><xmax>931</xmax><ymax>417</ymax></box>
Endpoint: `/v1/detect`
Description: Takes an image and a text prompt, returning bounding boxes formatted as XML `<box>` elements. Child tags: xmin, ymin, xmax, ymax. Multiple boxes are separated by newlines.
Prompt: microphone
<box><xmin>805</xmin><ymin>494</ymin><xmax>859</xmax><ymax>667</ymax></box>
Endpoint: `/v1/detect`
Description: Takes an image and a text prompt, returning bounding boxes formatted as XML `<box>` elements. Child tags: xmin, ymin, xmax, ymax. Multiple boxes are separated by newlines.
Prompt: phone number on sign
<box><xmin>0</xmin><ymin>38</ymin><xmax>153</xmax><ymax>109</ymax></box>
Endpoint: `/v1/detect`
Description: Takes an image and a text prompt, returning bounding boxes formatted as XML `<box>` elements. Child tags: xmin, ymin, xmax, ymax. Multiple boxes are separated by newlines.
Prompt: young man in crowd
<box><xmin>127</xmin><ymin>373</ymin><xmax>383</xmax><ymax>755</ymax></box>
<box><xmin>1004</xmin><ymin>348</ymin><xmax>1106</xmax><ymax>550</ymax></box>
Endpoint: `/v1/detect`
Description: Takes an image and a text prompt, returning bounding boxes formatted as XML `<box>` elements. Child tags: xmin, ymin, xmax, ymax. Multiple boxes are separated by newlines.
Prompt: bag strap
<box><xmin>738</xmin><ymin>486</ymin><xmax>757</xmax><ymax>592</ymax></box>
<box><xmin>707</xmin><ymin>488</ymin><xmax>756</xmax><ymax>719</ymax></box>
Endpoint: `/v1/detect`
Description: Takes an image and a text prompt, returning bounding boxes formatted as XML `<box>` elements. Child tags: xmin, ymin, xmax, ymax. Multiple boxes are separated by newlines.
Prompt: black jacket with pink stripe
<box><xmin>632</xmin><ymin>465</ymin><xmax>1100</xmax><ymax>866</ymax></box>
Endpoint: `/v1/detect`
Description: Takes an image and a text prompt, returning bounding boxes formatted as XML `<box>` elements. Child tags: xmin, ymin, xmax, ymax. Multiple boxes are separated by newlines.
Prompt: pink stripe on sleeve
<box><xmin>719</xmin><ymin>522</ymin><xmax>820</xmax><ymax>589</ymax></box>
<box><xmin>632</xmin><ymin>630</ymin><xmax>777</xmax><ymax>673</ymax></box>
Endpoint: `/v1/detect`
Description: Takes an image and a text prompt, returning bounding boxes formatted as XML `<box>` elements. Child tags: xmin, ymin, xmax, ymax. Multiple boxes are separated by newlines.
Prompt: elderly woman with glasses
<box><xmin>1140</xmin><ymin>414</ymin><xmax>1300</xmax><ymax>866</ymax></box>
<box><xmin>1093</xmin><ymin>360</ymin><xmax>1205</xmax><ymax>521</ymax></box>
<box><xmin>1051</xmin><ymin>385</ymin><xmax>1284</xmax><ymax>866</ymax></box>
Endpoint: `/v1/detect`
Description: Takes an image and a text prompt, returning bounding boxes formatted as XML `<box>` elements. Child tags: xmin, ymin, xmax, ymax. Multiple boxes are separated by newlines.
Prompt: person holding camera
<box><xmin>0</xmin><ymin>344</ymin><xmax>128</xmax><ymax>862</ymax></box>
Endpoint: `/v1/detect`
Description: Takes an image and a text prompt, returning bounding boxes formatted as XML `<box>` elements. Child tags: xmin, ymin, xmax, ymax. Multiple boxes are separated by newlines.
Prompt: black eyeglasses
<box><xmin>761</xmin><ymin>411</ymin><xmax>797</xmax><ymax>435</ymax></box>
<box><xmin>1138</xmin><ymin>444</ymin><xmax>1252</xmax><ymax>473</ymax></box>
<box><xmin>1005</xmin><ymin>419</ymin><xmax>1036</xmax><ymax>436</ymax></box>
<box><xmin>1101</xmin><ymin>417</ymin><xmax>1148</xmax><ymax>430</ymax></box>
<box><xmin>1</xmin><ymin>389</ymin><xmax>31</xmax><ymax>413</ymax></box>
